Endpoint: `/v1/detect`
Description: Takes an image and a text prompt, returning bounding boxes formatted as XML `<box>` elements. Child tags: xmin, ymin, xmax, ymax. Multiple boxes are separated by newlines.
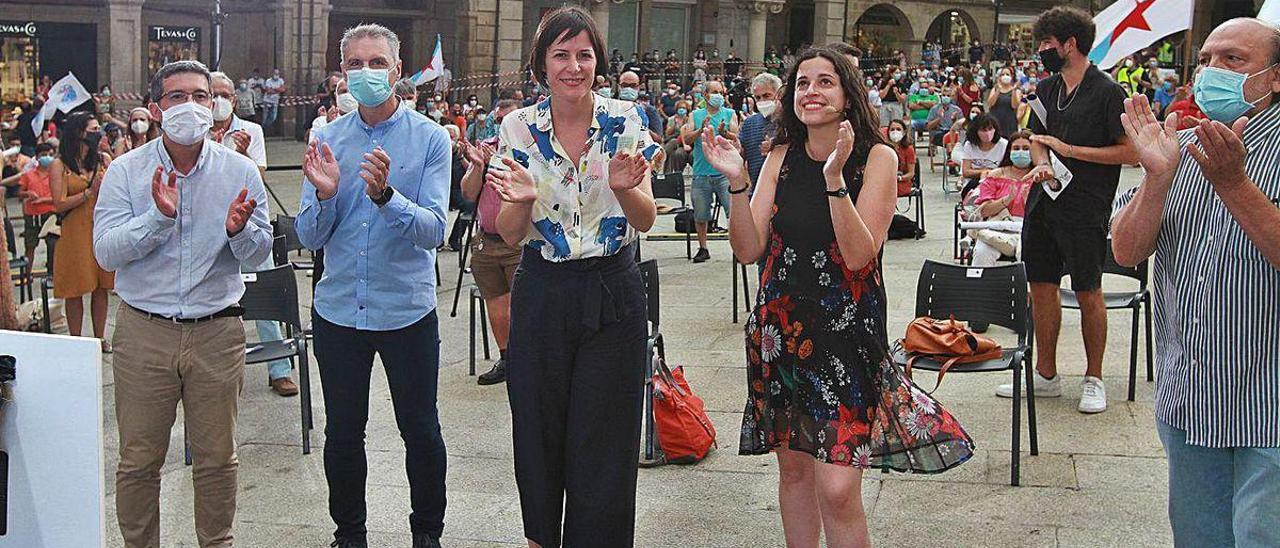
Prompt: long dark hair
<box><xmin>775</xmin><ymin>46</ymin><xmax>886</xmax><ymax>163</ymax></box>
<box><xmin>999</xmin><ymin>130</ymin><xmax>1033</xmax><ymax>168</ymax></box>
<box><xmin>58</xmin><ymin>111</ymin><xmax>101</xmax><ymax>175</ymax></box>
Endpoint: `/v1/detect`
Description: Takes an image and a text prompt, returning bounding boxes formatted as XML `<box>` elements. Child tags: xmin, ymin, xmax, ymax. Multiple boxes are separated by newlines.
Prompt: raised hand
<box><xmin>608</xmin><ymin>151</ymin><xmax>649</xmax><ymax>193</ymax></box>
<box><xmin>225</xmin><ymin>188</ymin><xmax>257</xmax><ymax>236</ymax></box>
<box><xmin>151</xmin><ymin>166</ymin><xmax>179</xmax><ymax>218</ymax></box>
<box><xmin>302</xmin><ymin>140</ymin><xmax>340</xmax><ymax>200</ymax></box>
<box><xmin>361</xmin><ymin>147</ymin><xmax>391</xmax><ymax>201</ymax></box>
<box><xmin>485</xmin><ymin>157</ymin><xmax>538</xmax><ymax>204</ymax></box>
<box><xmin>461</xmin><ymin>141</ymin><xmax>494</xmax><ymax>177</ymax></box>
<box><xmin>823</xmin><ymin>120</ymin><xmax>855</xmax><ymax>183</ymax></box>
<box><xmin>760</xmin><ymin>136</ymin><xmax>774</xmax><ymax>155</ymax></box>
<box><xmin>230</xmin><ymin>130</ymin><xmax>251</xmax><ymax>156</ymax></box>
<box><xmin>1189</xmin><ymin>116</ymin><xmax>1250</xmax><ymax>193</ymax></box>
<box><xmin>698</xmin><ymin>126</ymin><xmax>744</xmax><ymax>181</ymax></box>
<box><xmin>1120</xmin><ymin>94</ymin><xmax>1182</xmax><ymax>182</ymax></box>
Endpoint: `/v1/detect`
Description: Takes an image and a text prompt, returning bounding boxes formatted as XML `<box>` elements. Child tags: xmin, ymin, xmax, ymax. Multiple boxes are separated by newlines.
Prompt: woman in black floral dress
<box><xmin>701</xmin><ymin>47</ymin><xmax>974</xmax><ymax>547</ymax></box>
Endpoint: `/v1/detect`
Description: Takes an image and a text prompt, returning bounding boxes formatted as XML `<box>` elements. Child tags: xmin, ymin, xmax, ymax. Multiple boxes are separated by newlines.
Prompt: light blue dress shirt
<box><xmin>297</xmin><ymin>104</ymin><xmax>451</xmax><ymax>331</ymax></box>
<box><xmin>93</xmin><ymin>138</ymin><xmax>273</xmax><ymax>318</ymax></box>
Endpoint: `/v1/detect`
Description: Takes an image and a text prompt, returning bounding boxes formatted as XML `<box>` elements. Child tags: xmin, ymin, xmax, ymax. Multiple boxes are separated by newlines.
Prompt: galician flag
<box><xmin>410</xmin><ymin>34</ymin><xmax>445</xmax><ymax>86</ymax></box>
<box><xmin>1087</xmin><ymin>0</ymin><xmax>1195</xmax><ymax>70</ymax></box>
<box><xmin>1260</xmin><ymin>0</ymin><xmax>1280</xmax><ymax>25</ymax></box>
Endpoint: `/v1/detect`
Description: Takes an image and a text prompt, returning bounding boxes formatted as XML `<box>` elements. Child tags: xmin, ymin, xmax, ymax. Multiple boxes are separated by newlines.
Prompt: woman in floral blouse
<box><xmin>702</xmin><ymin>46</ymin><xmax>974</xmax><ymax>546</ymax></box>
<box><xmin>483</xmin><ymin>7</ymin><xmax>661</xmax><ymax>548</ymax></box>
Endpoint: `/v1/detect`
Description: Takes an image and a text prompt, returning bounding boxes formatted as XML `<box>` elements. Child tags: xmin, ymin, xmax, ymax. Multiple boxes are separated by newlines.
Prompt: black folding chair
<box><xmin>893</xmin><ymin>260</ymin><xmax>1038</xmax><ymax>486</ymax></box>
<box><xmin>468</xmin><ymin>286</ymin><xmax>491</xmax><ymax>376</ymax></box>
<box><xmin>638</xmin><ymin>259</ymin><xmax>667</xmax><ymax>467</ymax></box>
<box><xmin>240</xmin><ymin>265</ymin><xmax>315</xmax><ymax>455</ymax></box>
<box><xmin>652</xmin><ymin>172</ymin><xmax>686</xmax><ymax>212</ymax></box>
<box><xmin>1059</xmin><ymin>248</ymin><xmax>1152</xmax><ymax>401</ymax></box>
<box><xmin>449</xmin><ymin>211</ymin><xmax>477</xmax><ymax>318</ymax></box>
<box><xmin>271</xmin><ymin>215</ymin><xmax>314</xmax><ymax>271</ymax></box>
<box><xmin>910</xmin><ymin>159</ymin><xmax>926</xmax><ymax>239</ymax></box>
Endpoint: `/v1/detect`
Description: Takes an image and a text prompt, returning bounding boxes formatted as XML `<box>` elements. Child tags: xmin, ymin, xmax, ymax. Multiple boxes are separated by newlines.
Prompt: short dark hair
<box><xmin>1033</xmin><ymin>6</ymin><xmax>1095</xmax><ymax>56</ymax></box>
<box><xmin>528</xmin><ymin>6</ymin><xmax>607</xmax><ymax>88</ymax></box>
<box><xmin>826</xmin><ymin>42</ymin><xmax>861</xmax><ymax>60</ymax></box>
<box><xmin>150</xmin><ymin>60</ymin><xmax>211</xmax><ymax>102</ymax></box>
<box><xmin>35</xmin><ymin>142</ymin><xmax>54</xmax><ymax>154</ymax></box>
<box><xmin>965</xmin><ymin>113</ymin><xmax>1000</xmax><ymax>146</ymax></box>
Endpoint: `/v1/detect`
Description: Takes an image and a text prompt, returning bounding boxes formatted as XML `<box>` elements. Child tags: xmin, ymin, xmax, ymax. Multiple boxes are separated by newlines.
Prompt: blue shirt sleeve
<box><xmin>376</xmin><ymin>125</ymin><xmax>450</xmax><ymax>249</ymax></box>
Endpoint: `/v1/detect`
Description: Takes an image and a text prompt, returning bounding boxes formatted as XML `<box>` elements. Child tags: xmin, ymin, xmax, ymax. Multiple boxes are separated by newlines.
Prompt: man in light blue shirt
<box><xmin>93</xmin><ymin>60</ymin><xmax>272</xmax><ymax>548</ymax></box>
<box><xmin>297</xmin><ymin>23</ymin><xmax>450</xmax><ymax>548</ymax></box>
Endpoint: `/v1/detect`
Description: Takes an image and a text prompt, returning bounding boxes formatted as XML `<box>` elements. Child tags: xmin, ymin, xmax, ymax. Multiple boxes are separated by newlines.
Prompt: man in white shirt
<box><xmin>210</xmin><ymin>70</ymin><xmax>299</xmax><ymax>397</ymax></box>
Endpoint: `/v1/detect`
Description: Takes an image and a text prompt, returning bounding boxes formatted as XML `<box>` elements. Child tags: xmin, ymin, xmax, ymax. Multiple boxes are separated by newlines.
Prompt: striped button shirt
<box><xmin>1112</xmin><ymin>103</ymin><xmax>1280</xmax><ymax>448</ymax></box>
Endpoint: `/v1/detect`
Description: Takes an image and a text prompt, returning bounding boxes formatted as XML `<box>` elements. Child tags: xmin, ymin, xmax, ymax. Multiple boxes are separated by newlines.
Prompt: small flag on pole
<box><xmin>31</xmin><ymin>72</ymin><xmax>92</xmax><ymax>136</ymax></box>
<box><xmin>411</xmin><ymin>35</ymin><xmax>445</xmax><ymax>86</ymax></box>
<box><xmin>1087</xmin><ymin>0</ymin><xmax>1195</xmax><ymax>70</ymax></box>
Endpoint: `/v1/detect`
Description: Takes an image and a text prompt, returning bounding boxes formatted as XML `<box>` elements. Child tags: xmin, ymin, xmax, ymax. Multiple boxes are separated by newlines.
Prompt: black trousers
<box><xmin>507</xmin><ymin>245</ymin><xmax>648</xmax><ymax>548</ymax></box>
<box><xmin>312</xmin><ymin>310</ymin><xmax>447</xmax><ymax>541</ymax></box>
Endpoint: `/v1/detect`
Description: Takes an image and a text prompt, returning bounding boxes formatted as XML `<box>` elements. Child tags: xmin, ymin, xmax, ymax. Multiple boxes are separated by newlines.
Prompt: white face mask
<box><xmin>130</xmin><ymin>120</ymin><xmax>150</xmax><ymax>135</ymax></box>
<box><xmin>160</xmin><ymin>102</ymin><xmax>213</xmax><ymax>146</ymax></box>
<box><xmin>1000</xmin><ymin>75</ymin><xmax>1013</xmax><ymax>85</ymax></box>
<box><xmin>756</xmin><ymin>100</ymin><xmax>777</xmax><ymax>118</ymax></box>
<box><xmin>336</xmin><ymin>92</ymin><xmax>359</xmax><ymax>114</ymax></box>
<box><xmin>211</xmin><ymin>97</ymin><xmax>234</xmax><ymax>121</ymax></box>
<box><xmin>889</xmin><ymin>130</ymin><xmax>905</xmax><ymax>142</ymax></box>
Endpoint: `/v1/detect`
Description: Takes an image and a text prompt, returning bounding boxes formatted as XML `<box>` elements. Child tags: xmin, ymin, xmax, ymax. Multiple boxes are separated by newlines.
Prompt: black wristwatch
<box><xmin>825</xmin><ymin>186</ymin><xmax>849</xmax><ymax>199</ymax></box>
<box><xmin>372</xmin><ymin>185</ymin><xmax>395</xmax><ymax>206</ymax></box>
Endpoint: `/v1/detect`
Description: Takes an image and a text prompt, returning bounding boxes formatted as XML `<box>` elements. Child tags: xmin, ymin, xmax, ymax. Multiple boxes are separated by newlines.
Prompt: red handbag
<box><xmin>652</xmin><ymin>360</ymin><xmax>717</xmax><ymax>464</ymax></box>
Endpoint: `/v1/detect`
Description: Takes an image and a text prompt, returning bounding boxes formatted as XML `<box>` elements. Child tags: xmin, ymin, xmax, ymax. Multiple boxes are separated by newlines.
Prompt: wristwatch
<box><xmin>825</xmin><ymin>187</ymin><xmax>849</xmax><ymax>199</ymax></box>
<box><xmin>371</xmin><ymin>185</ymin><xmax>394</xmax><ymax>206</ymax></box>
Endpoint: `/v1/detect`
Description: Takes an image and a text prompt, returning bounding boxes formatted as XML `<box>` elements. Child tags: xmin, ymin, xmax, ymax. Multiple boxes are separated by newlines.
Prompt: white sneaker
<box><xmin>995</xmin><ymin>370</ymin><xmax>1062</xmax><ymax>398</ymax></box>
<box><xmin>1078</xmin><ymin>376</ymin><xmax>1108</xmax><ymax>414</ymax></box>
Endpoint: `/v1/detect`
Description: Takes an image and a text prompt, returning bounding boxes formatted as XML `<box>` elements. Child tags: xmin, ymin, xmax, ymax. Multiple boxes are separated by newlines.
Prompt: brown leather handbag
<box><xmin>901</xmin><ymin>316</ymin><xmax>1003</xmax><ymax>392</ymax></box>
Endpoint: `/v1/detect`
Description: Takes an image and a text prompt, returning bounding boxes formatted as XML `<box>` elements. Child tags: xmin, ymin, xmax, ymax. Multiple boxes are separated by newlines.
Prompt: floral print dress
<box><xmin>739</xmin><ymin>144</ymin><xmax>974</xmax><ymax>473</ymax></box>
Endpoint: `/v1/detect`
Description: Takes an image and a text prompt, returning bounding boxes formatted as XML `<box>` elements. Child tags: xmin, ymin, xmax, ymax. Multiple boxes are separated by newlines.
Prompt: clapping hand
<box><xmin>461</xmin><ymin>141</ymin><xmax>494</xmax><ymax>179</ymax></box>
<box><xmin>1188</xmin><ymin>117</ymin><xmax>1250</xmax><ymax>193</ymax></box>
<box><xmin>485</xmin><ymin>157</ymin><xmax>538</xmax><ymax>204</ymax></box>
<box><xmin>225</xmin><ymin>188</ymin><xmax>257</xmax><ymax>236</ymax></box>
<box><xmin>361</xmin><ymin>147</ymin><xmax>391</xmax><ymax>201</ymax></box>
<box><xmin>302</xmin><ymin>140</ymin><xmax>340</xmax><ymax>200</ymax></box>
<box><xmin>823</xmin><ymin>121</ymin><xmax>855</xmax><ymax>183</ymax></box>
<box><xmin>699</xmin><ymin>126</ymin><xmax>744</xmax><ymax>181</ymax></box>
<box><xmin>608</xmin><ymin>151</ymin><xmax>649</xmax><ymax>193</ymax></box>
<box><xmin>150</xmin><ymin>166</ymin><xmax>179</xmax><ymax>218</ymax></box>
<box><xmin>229</xmin><ymin>130</ymin><xmax>251</xmax><ymax>156</ymax></box>
<box><xmin>1120</xmin><ymin>94</ymin><xmax>1182</xmax><ymax>182</ymax></box>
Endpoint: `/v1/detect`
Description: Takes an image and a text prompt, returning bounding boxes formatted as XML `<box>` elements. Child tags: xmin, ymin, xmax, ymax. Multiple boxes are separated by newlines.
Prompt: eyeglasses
<box><xmin>162</xmin><ymin>90</ymin><xmax>211</xmax><ymax>104</ymax></box>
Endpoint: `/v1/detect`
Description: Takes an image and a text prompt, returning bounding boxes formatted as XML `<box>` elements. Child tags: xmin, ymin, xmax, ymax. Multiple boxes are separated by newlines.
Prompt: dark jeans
<box><xmin>312</xmin><ymin>310</ymin><xmax>447</xmax><ymax>541</ymax></box>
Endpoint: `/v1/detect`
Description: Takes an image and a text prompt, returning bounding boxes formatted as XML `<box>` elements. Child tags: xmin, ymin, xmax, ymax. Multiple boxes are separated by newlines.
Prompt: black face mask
<box><xmin>84</xmin><ymin>131</ymin><xmax>103</xmax><ymax>148</ymax></box>
<box><xmin>1039</xmin><ymin>47</ymin><xmax>1065</xmax><ymax>73</ymax></box>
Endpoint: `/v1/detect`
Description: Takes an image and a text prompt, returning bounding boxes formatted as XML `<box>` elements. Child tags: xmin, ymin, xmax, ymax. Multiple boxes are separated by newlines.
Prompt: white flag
<box><xmin>48</xmin><ymin>73</ymin><xmax>93</xmax><ymax>114</ymax></box>
<box><xmin>1260</xmin><ymin>0</ymin><xmax>1280</xmax><ymax>25</ymax></box>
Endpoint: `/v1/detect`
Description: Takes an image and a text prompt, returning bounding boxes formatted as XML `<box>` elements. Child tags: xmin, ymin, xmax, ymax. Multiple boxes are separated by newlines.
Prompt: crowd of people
<box><xmin>0</xmin><ymin>4</ymin><xmax>1276</xmax><ymax>548</ymax></box>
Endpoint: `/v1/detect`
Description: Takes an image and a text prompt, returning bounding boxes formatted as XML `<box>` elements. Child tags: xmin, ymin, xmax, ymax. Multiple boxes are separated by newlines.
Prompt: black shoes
<box><xmin>412</xmin><ymin>534</ymin><xmax>443</xmax><ymax>548</ymax></box>
<box><xmin>330</xmin><ymin>537</ymin><xmax>367</xmax><ymax>548</ymax></box>
<box><xmin>693</xmin><ymin>247</ymin><xmax>711</xmax><ymax>263</ymax></box>
<box><xmin>477</xmin><ymin>359</ymin><xmax>507</xmax><ymax>385</ymax></box>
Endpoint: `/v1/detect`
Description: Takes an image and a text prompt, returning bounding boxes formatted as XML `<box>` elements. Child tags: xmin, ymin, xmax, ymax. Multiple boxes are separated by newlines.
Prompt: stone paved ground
<box><xmin>61</xmin><ymin>139</ymin><xmax>1170</xmax><ymax>547</ymax></box>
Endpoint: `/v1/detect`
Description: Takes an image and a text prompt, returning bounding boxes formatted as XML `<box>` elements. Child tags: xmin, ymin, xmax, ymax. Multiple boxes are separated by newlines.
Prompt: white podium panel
<box><xmin>0</xmin><ymin>331</ymin><xmax>104</xmax><ymax>547</ymax></box>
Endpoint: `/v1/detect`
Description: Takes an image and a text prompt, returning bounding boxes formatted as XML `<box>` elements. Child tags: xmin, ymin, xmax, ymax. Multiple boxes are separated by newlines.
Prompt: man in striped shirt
<box><xmin>1111</xmin><ymin>18</ymin><xmax>1280</xmax><ymax>548</ymax></box>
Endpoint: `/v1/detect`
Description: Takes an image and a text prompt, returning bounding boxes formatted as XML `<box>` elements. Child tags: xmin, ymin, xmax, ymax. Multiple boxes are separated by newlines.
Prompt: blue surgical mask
<box><xmin>346</xmin><ymin>67</ymin><xmax>393</xmax><ymax>107</ymax></box>
<box><xmin>940</xmin><ymin>96</ymin><xmax>952</xmax><ymax>105</ymax></box>
<box><xmin>38</xmin><ymin>155</ymin><xmax>54</xmax><ymax>168</ymax></box>
<box><xmin>1193</xmin><ymin>64</ymin><xmax>1277</xmax><ymax>123</ymax></box>
<box><xmin>618</xmin><ymin>87</ymin><xmax>639</xmax><ymax>101</ymax></box>
<box><xmin>1009</xmin><ymin>149</ymin><xmax>1032</xmax><ymax>168</ymax></box>
<box><xmin>677</xmin><ymin>107</ymin><xmax>688</xmax><ymax>117</ymax></box>
<box><xmin>708</xmin><ymin>93</ymin><xmax>725</xmax><ymax>108</ymax></box>
<box><xmin>598</xmin><ymin>87</ymin><xmax>613</xmax><ymax>98</ymax></box>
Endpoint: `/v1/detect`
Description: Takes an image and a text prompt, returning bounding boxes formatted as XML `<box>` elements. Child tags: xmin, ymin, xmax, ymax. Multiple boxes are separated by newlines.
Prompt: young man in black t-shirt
<box><xmin>996</xmin><ymin>6</ymin><xmax>1137</xmax><ymax>414</ymax></box>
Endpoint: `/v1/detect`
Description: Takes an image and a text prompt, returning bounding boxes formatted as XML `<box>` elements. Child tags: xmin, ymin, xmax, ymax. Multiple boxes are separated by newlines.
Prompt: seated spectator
<box><xmin>1152</xmin><ymin>75</ymin><xmax>1178</xmax><ymax>117</ymax></box>
<box><xmin>957</xmin><ymin>113</ymin><xmax>1007</xmax><ymax>197</ymax></box>
<box><xmin>908</xmin><ymin>80</ymin><xmax>939</xmax><ymax>133</ymax></box>
<box><xmin>966</xmin><ymin>131</ymin><xmax>1034</xmax><ymax>266</ymax></box>
<box><xmin>924</xmin><ymin>94</ymin><xmax>964</xmax><ymax>149</ymax></box>
<box><xmin>663</xmin><ymin>99</ymin><xmax>692</xmax><ymax>173</ymax></box>
<box><xmin>883</xmin><ymin>119</ymin><xmax>916</xmax><ymax>197</ymax></box>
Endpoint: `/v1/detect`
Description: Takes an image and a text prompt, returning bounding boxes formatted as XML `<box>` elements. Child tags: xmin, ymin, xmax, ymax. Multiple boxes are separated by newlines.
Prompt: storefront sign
<box><xmin>149</xmin><ymin>25</ymin><xmax>200</xmax><ymax>43</ymax></box>
<box><xmin>0</xmin><ymin>21</ymin><xmax>37</xmax><ymax>37</ymax></box>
